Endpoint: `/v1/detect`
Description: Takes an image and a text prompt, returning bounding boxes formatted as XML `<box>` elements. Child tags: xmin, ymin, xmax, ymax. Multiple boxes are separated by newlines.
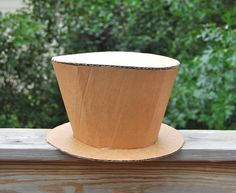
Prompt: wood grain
<box><xmin>0</xmin><ymin>161</ymin><xmax>236</xmax><ymax>193</ymax></box>
<box><xmin>0</xmin><ymin>129</ymin><xmax>236</xmax><ymax>193</ymax></box>
<box><xmin>0</xmin><ymin>129</ymin><xmax>236</xmax><ymax>161</ymax></box>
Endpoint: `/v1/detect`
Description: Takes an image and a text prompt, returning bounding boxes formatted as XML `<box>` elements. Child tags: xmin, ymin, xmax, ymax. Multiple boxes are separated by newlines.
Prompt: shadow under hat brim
<box><xmin>46</xmin><ymin>122</ymin><xmax>184</xmax><ymax>162</ymax></box>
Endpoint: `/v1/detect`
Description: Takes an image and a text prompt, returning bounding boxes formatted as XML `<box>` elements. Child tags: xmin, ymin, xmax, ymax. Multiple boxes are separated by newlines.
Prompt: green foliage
<box><xmin>0</xmin><ymin>0</ymin><xmax>235</xmax><ymax>129</ymax></box>
<box><xmin>0</xmin><ymin>12</ymin><xmax>66</xmax><ymax>127</ymax></box>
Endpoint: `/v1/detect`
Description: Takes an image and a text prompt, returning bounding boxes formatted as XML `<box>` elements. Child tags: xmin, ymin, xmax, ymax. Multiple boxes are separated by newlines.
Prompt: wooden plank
<box><xmin>0</xmin><ymin>161</ymin><xmax>236</xmax><ymax>193</ymax></box>
<box><xmin>0</xmin><ymin>129</ymin><xmax>236</xmax><ymax>161</ymax></box>
<box><xmin>0</xmin><ymin>129</ymin><xmax>236</xmax><ymax>193</ymax></box>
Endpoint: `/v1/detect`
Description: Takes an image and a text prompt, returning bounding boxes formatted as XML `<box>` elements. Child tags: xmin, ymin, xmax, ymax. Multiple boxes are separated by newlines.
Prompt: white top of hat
<box><xmin>52</xmin><ymin>51</ymin><xmax>179</xmax><ymax>69</ymax></box>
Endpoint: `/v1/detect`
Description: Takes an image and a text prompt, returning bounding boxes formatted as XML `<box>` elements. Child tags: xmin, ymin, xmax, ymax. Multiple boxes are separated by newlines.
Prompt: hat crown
<box><xmin>53</xmin><ymin>52</ymin><xmax>178</xmax><ymax>149</ymax></box>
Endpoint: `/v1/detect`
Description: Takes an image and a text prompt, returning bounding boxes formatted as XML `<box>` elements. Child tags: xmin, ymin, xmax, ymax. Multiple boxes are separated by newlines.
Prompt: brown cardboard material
<box><xmin>46</xmin><ymin>122</ymin><xmax>184</xmax><ymax>162</ymax></box>
<box><xmin>47</xmin><ymin>51</ymin><xmax>184</xmax><ymax>161</ymax></box>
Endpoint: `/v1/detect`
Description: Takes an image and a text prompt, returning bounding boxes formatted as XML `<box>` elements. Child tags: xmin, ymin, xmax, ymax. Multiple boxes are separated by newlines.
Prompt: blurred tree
<box><xmin>0</xmin><ymin>0</ymin><xmax>235</xmax><ymax>129</ymax></box>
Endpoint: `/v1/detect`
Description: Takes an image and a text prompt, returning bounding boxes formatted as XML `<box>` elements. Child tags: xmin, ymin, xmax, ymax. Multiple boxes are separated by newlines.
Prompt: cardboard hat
<box><xmin>46</xmin><ymin>51</ymin><xmax>184</xmax><ymax>162</ymax></box>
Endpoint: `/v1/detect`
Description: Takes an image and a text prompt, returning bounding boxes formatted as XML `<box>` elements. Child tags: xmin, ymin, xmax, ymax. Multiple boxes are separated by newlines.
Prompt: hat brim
<box><xmin>46</xmin><ymin>122</ymin><xmax>184</xmax><ymax>162</ymax></box>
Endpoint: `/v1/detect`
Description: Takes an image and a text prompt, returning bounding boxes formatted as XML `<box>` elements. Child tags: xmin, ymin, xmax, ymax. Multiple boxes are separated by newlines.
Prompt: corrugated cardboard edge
<box><xmin>51</xmin><ymin>60</ymin><xmax>179</xmax><ymax>70</ymax></box>
<box><xmin>51</xmin><ymin>52</ymin><xmax>180</xmax><ymax>70</ymax></box>
<box><xmin>47</xmin><ymin>140</ymin><xmax>185</xmax><ymax>163</ymax></box>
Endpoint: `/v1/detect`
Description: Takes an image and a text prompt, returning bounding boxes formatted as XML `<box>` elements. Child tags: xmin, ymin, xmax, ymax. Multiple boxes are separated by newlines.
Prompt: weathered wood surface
<box><xmin>0</xmin><ymin>161</ymin><xmax>236</xmax><ymax>193</ymax></box>
<box><xmin>0</xmin><ymin>129</ymin><xmax>236</xmax><ymax>193</ymax></box>
<box><xmin>0</xmin><ymin>129</ymin><xmax>236</xmax><ymax>161</ymax></box>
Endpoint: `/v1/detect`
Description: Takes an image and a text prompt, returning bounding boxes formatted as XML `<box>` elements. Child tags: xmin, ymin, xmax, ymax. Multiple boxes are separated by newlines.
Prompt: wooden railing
<box><xmin>0</xmin><ymin>129</ymin><xmax>236</xmax><ymax>193</ymax></box>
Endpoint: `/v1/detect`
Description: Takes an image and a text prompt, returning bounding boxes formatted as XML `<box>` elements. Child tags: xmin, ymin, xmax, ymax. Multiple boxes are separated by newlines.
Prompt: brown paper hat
<box><xmin>46</xmin><ymin>52</ymin><xmax>184</xmax><ymax>162</ymax></box>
